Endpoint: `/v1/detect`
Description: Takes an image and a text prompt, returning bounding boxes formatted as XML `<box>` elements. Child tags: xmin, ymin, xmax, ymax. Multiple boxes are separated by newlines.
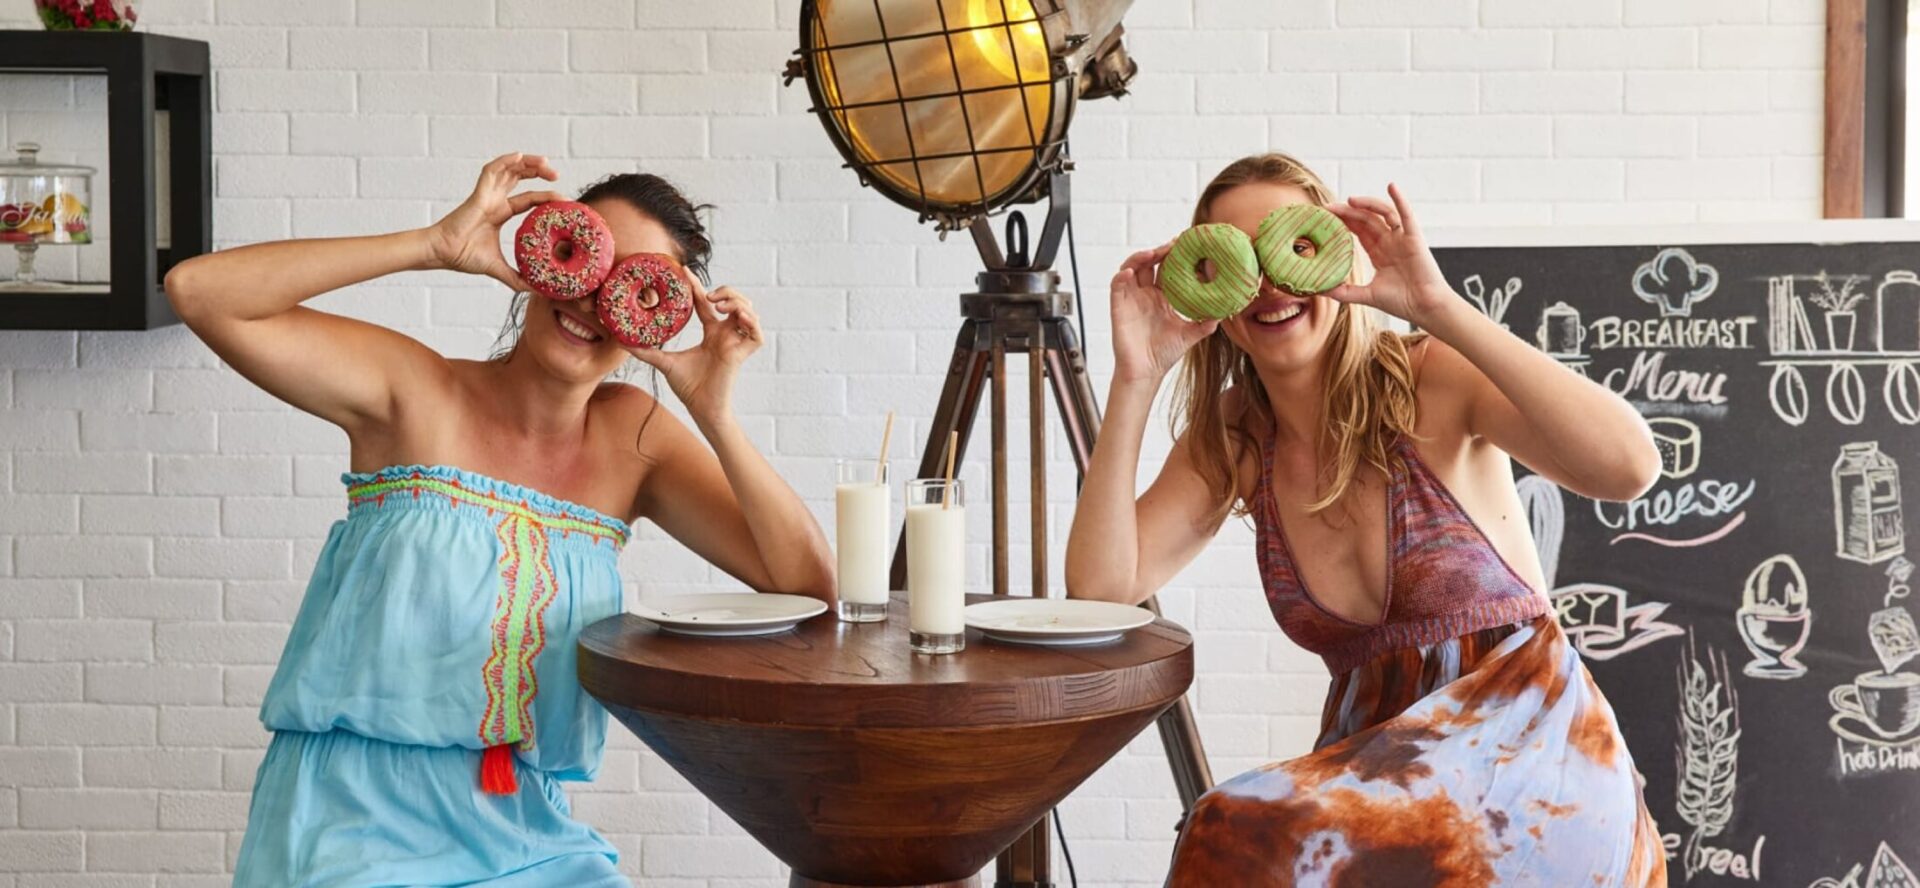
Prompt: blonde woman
<box><xmin>1065</xmin><ymin>154</ymin><xmax>1667</xmax><ymax>885</ymax></box>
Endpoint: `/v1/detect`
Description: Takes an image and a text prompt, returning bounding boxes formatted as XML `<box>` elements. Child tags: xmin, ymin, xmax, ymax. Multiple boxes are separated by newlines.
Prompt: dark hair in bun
<box><xmin>577</xmin><ymin>172</ymin><xmax>713</xmax><ymax>285</ymax></box>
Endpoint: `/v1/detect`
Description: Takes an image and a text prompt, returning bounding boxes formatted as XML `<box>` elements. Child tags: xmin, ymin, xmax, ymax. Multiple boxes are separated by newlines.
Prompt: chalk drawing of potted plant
<box><xmin>1810</xmin><ymin>270</ymin><xmax>1869</xmax><ymax>352</ymax></box>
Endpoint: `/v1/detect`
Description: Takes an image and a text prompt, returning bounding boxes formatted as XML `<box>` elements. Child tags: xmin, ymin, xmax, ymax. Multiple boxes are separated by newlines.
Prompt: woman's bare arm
<box><xmin>1066</xmin><ymin>245</ymin><xmax>1230</xmax><ymax>606</ymax></box>
<box><xmin>164</xmin><ymin>153</ymin><xmax>562</xmax><ymax>432</ymax></box>
<box><xmin>629</xmin><ymin>282</ymin><xmax>835</xmax><ymax>602</ymax></box>
<box><xmin>1327</xmin><ymin>185</ymin><xmax>1659</xmax><ymax>501</ymax></box>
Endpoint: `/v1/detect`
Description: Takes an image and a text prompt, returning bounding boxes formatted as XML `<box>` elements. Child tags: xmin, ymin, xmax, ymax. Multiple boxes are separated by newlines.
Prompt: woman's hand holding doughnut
<box><xmin>1254</xmin><ymin>204</ymin><xmax>1354</xmax><ymax>297</ymax></box>
<box><xmin>426</xmin><ymin>152</ymin><xmax>563</xmax><ymax>292</ymax></box>
<box><xmin>1161</xmin><ymin>223</ymin><xmax>1262</xmax><ymax>320</ymax></box>
<box><xmin>1110</xmin><ymin>241</ymin><xmax>1220</xmax><ymax>384</ymax></box>
<box><xmin>595</xmin><ymin>253</ymin><xmax>692</xmax><ymax>348</ymax></box>
<box><xmin>1323</xmin><ymin>183</ymin><xmax>1454</xmax><ymax>328</ymax></box>
<box><xmin>627</xmin><ymin>275</ymin><xmax>762</xmax><ymax>425</ymax></box>
<box><xmin>516</xmin><ymin>201</ymin><xmax>615</xmax><ymax>302</ymax></box>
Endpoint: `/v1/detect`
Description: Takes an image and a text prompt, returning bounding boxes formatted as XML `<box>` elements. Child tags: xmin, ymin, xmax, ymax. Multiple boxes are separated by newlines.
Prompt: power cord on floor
<box><xmin>1054</xmin><ymin>806</ymin><xmax>1080</xmax><ymax>888</ymax></box>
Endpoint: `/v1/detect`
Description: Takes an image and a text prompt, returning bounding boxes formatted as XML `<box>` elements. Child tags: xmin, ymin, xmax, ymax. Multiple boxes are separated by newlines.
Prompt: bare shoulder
<box><xmin>360</xmin><ymin>352</ymin><xmax>463</xmax><ymax>448</ymax></box>
<box><xmin>589</xmin><ymin>379</ymin><xmax>692</xmax><ymax>465</ymax></box>
<box><xmin>1405</xmin><ymin>333</ymin><xmax>1481</xmax><ymax>443</ymax></box>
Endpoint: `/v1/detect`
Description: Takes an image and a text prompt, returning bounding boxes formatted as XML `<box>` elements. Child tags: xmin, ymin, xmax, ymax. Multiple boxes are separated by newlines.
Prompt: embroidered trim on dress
<box><xmin>345</xmin><ymin>472</ymin><xmax>629</xmax><ymax>547</ymax></box>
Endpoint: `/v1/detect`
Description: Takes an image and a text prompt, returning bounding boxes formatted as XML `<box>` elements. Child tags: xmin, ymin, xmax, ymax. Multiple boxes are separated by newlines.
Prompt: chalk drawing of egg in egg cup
<box><xmin>1736</xmin><ymin>554</ymin><xmax>1811</xmax><ymax>680</ymax></box>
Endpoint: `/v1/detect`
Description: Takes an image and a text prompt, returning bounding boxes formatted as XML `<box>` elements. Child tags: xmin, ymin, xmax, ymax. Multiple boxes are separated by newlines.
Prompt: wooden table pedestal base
<box><xmin>579</xmin><ymin>603</ymin><xmax>1195</xmax><ymax>888</ymax></box>
<box><xmin>790</xmin><ymin>875</ymin><xmax>978</xmax><ymax>888</ymax></box>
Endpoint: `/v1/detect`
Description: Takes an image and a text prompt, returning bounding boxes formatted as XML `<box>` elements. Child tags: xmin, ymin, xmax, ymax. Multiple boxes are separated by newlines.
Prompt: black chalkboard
<box><xmin>1430</xmin><ymin>241</ymin><xmax>1920</xmax><ymax>888</ymax></box>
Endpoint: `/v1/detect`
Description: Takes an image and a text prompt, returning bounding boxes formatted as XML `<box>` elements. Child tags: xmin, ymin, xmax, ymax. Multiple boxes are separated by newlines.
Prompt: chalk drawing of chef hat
<box><xmin>1632</xmin><ymin>248</ymin><xmax>1719</xmax><ymax>318</ymax></box>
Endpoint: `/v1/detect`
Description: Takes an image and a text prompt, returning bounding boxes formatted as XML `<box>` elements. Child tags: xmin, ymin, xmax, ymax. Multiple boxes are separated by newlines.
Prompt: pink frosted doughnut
<box><xmin>595</xmin><ymin>253</ymin><xmax>693</xmax><ymax>350</ymax></box>
<box><xmin>513</xmin><ymin>201</ymin><xmax>614</xmax><ymax>302</ymax></box>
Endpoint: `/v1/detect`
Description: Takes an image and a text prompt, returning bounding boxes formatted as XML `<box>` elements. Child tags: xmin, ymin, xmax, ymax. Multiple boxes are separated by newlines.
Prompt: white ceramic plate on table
<box><xmin>635</xmin><ymin>593</ymin><xmax>828</xmax><ymax>637</ymax></box>
<box><xmin>963</xmin><ymin>598</ymin><xmax>1155</xmax><ymax>647</ymax></box>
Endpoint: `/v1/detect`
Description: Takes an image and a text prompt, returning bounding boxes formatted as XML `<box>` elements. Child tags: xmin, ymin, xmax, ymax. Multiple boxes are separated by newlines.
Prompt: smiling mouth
<box><xmin>554</xmin><ymin>308</ymin><xmax>603</xmax><ymax>344</ymax></box>
<box><xmin>1251</xmin><ymin>302</ymin><xmax>1306</xmax><ymax>326</ymax></box>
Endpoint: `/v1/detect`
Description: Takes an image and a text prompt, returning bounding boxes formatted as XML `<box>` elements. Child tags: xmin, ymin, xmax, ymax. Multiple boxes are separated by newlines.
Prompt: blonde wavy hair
<box><xmin>1171</xmin><ymin>153</ymin><xmax>1421</xmax><ymax>524</ymax></box>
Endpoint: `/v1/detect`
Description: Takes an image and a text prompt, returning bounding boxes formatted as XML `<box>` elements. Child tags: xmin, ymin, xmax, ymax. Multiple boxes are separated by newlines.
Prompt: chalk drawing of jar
<box><xmin>1537</xmin><ymin>301</ymin><xmax>1586</xmax><ymax>358</ymax></box>
<box><xmin>1737</xmin><ymin>554</ymin><xmax>1811</xmax><ymax>679</ymax></box>
<box><xmin>1880</xmin><ymin>270</ymin><xmax>1920</xmax><ymax>354</ymax></box>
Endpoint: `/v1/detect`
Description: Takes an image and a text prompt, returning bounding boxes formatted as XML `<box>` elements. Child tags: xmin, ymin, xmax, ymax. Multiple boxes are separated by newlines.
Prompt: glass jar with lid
<box><xmin>0</xmin><ymin>141</ymin><xmax>96</xmax><ymax>288</ymax></box>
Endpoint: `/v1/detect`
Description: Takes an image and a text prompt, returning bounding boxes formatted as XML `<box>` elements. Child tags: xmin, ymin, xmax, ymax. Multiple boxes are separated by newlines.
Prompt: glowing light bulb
<box><xmin>966</xmin><ymin>0</ymin><xmax>1046</xmax><ymax>84</ymax></box>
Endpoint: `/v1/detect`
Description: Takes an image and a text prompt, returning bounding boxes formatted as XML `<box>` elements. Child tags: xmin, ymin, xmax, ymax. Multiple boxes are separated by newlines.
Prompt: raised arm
<box><xmin>1326</xmin><ymin>185</ymin><xmax>1660</xmax><ymax>502</ymax></box>
<box><xmin>163</xmin><ymin>153</ymin><xmax>563</xmax><ymax>431</ymax></box>
<box><xmin>631</xmin><ymin>282</ymin><xmax>835</xmax><ymax>602</ymax></box>
<box><xmin>1066</xmin><ymin>245</ymin><xmax>1231</xmax><ymax>606</ymax></box>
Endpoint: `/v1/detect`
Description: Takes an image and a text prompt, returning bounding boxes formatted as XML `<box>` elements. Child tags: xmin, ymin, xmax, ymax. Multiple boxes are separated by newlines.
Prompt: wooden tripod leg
<box><xmin>890</xmin><ymin>328</ymin><xmax>993</xmax><ymax>591</ymax></box>
<box><xmin>996</xmin><ymin>331</ymin><xmax>1057</xmax><ymax>888</ymax></box>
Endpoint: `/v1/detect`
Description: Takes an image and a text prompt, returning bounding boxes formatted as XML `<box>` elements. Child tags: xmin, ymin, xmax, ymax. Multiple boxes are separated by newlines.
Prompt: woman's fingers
<box><xmin>482</xmin><ymin>152</ymin><xmax>521</xmax><ymax>176</ymax></box>
<box><xmin>1119</xmin><ymin>247</ymin><xmax>1158</xmax><ymax>272</ymax></box>
<box><xmin>479</xmin><ymin>153</ymin><xmax>558</xmax><ymax>189</ymax></box>
<box><xmin>1322</xmin><ymin>282</ymin><xmax>1369</xmax><ymax>306</ymax></box>
<box><xmin>710</xmin><ymin>287</ymin><xmax>762</xmax><ymax>343</ymax></box>
<box><xmin>682</xmin><ymin>275</ymin><xmax>722</xmax><ymax>325</ymax></box>
<box><xmin>1329</xmin><ymin>201</ymin><xmax>1392</xmax><ymax>239</ymax></box>
<box><xmin>484</xmin><ymin>257</ymin><xmax>532</xmax><ymax>294</ymax></box>
<box><xmin>1182</xmin><ymin>318</ymin><xmax>1221</xmax><ymax>345</ymax></box>
<box><xmin>1327</xmin><ymin>203</ymin><xmax>1395</xmax><ymax>255</ymax></box>
<box><xmin>506</xmin><ymin>190</ymin><xmax>566</xmax><ymax>216</ymax></box>
<box><xmin>1119</xmin><ymin>241</ymin><xmax>1174</xmax><ymax>275</ymax></box>
<box><xmin>1347</xmin><ymin>194</ymin><xmax>1402</xmax><ymax>232</ymax></box>
<box><xmin>734</xmin><ymin>304</ymin><xmax>763</xmax><ymax>344</ymax></box>
<box><xmin>626</xmin><ymin>343</ymin><xmax>673</xmax><ymax>369</ymax></box>
<box><xmin>506</xmin><ymin>153</ymin><xmax>557</xmax><ymax>182</ymax></box>
<box><xmin>1117</xmin><ymin>268</ymin><xmax>1160</xmax><ymax>308</ymax></box>
<box><xmin>1386</xmin><ymin>183</ymin><xmax>1421</xmax><ymax>238</ymax></box>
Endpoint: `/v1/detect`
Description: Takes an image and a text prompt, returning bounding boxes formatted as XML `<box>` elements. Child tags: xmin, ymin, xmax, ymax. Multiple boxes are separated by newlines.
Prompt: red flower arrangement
<box><xmin>35</xmin><ymin>0</ymin><xmax>138</xmax><ymax>30</ymax></box>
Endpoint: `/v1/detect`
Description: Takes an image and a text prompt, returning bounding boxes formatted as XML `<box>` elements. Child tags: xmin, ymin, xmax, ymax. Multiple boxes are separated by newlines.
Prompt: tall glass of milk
<box><xmin>835</xmin><ymin>459</ymin><xmax>892</xmax><ymax>623</ymax></box>
<box><xmin>906</xmin><ymin>478</ymin><xmax>966</xmax><ymax>654</ymax></box>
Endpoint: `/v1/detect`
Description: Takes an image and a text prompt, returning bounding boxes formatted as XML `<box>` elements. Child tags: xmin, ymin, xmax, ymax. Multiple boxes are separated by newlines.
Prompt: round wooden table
<box><xmin>578</xmin><ymin>594</ymin><xmax>1194</xmax><ymax>888</ymax></box>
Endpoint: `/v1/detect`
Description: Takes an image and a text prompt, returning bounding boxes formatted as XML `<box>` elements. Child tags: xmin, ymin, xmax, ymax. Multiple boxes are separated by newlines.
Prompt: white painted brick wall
<box><xmin>0</xmin><ymin>0</ymin><xmax>1823</xmax><ymax>884</ymax></box>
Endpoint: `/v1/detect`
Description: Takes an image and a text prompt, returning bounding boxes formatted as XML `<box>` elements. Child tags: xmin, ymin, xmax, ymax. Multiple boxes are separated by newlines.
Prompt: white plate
<box><xmin>964</xmin><ymin>599</ymin><xmax>1155</xmax><ymax>647</ymax></box>
<box><xmin>635</xmin><ymin>593</ymin><xmax>828</xmax><ymax>637</ymax></box>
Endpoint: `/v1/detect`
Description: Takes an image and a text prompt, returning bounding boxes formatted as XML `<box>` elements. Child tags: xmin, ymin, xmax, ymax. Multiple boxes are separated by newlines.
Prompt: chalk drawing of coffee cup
<box><xmin>1646</xmin><ymin>417</ymin><xmax>1701</xmax><ymax>481</ymax></box>
<box><xmin>1537</xmin><ymin>301</ymin><xmax>1586</xmax><ymax>357</ymax></box>
<box><xmin>1737</xmin><ymin>554</ymin><xmax>1810</xmax><ymax>679</ymax></box>
<box><xmin>1830</xmin><ymin>670</ymin><xmax>1920</xmax><ymax>743</ymax></box>
<box><xmin>1632</xmin><ymin>247</ymin><xmax>1719</xmax><ymax>318</ymax></box>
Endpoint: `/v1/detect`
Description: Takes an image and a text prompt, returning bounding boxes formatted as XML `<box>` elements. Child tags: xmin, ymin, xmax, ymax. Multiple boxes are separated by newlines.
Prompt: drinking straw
<box><xmin>942</xmin><ymin>430</ymin><xmax>957</xmax><ymax>510</ymax></box>
<box><xmin>876</xmin><ymin>411</ymin><xmax>894</xmax><ymax>485</ymax></box>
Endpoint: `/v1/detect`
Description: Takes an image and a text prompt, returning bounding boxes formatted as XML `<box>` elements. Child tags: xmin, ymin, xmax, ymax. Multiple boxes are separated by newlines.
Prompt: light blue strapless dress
<box><xmin>234</xmin><ymin>465</ymin><xmax>631</xmax><ymax>887</ymax></box>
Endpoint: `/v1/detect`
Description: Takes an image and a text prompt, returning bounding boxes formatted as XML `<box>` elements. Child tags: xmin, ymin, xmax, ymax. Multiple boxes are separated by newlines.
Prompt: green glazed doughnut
<box><xmin>1254</xmin><ymin>204</ymin><xmax>1353</xmax><ymax>296</ymax></box>
<box><xmin>1161</xmin><ymin>223</ymin><xmax>1261</xmax><ymax>320</ymax></box>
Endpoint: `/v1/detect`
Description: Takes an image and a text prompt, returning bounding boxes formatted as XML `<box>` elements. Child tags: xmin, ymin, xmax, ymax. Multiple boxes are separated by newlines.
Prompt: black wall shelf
<box><xmin>0</xmin><ymin>30</ymin><xmax>210</xmax><ymax>330</ymax></box>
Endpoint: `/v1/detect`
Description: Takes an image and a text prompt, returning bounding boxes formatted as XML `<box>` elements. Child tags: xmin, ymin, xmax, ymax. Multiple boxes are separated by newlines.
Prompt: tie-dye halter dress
<box><xmin>233</xmin><ymin>466</ymin><xmax>629</xmax><ymax>886</ymax></box>
<box><xmin>1167</xmin><ymin>434</ymin><xmax>1667</xmax><ymax>887</ymax></box>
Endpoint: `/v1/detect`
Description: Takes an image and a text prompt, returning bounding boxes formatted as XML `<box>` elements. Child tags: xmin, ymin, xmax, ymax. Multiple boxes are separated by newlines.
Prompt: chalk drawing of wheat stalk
<box><xmin>1675</xmin><ymin>634</ymin><xmax>1740</xmax><ymax>880</ymax></box>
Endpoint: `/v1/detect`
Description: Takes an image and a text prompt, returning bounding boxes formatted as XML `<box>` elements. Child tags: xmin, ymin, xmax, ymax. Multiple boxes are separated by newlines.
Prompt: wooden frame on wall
<box><xmin>0</xmin><ymin>31</ymin><xmax>209</xmax><ymax>330</ymax></box>
<box><xmin>1828</xmin><ymin>0</ymin><xmax>1867</xmax><ymax>217</ymax></box>
<box><xmin>1826</xmin><ymin>0</ymin><xmax>1907</xmax><ymax>217</ymax></box>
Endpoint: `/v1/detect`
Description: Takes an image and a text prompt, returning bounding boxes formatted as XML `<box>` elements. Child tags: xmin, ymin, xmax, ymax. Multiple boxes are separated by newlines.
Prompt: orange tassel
<box><xmin>480</xmin><ymin>744</ymin><xmax>517</xmax><ymax>795</ymax></box>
